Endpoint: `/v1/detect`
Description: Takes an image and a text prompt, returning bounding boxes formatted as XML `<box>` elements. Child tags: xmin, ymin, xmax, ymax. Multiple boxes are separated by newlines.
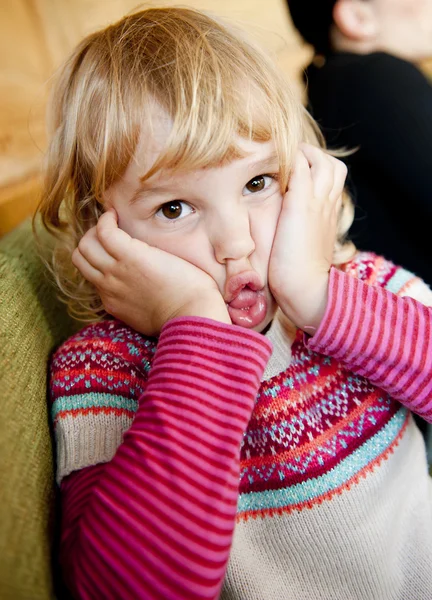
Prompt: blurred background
<box><xmin>0</xmin><ymin>0</ymin><xmax>312</xmax><ymax>237</ymax></box>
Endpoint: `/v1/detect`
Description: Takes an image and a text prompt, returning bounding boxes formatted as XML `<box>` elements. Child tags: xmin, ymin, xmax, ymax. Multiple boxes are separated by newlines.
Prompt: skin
<box><xmin>105</xmin><ymin>135</ymin><xmax>282</xmax><ymax>333</ymax></box>
<box><xmin>72</xmin><ymin>118</ymin><xmax>347</xmax><ymax>337</ymax></box>
<box><xmin>332</xmin><ymin>0</ymin><xmax>432</xmax><ymax>61</ymax></box>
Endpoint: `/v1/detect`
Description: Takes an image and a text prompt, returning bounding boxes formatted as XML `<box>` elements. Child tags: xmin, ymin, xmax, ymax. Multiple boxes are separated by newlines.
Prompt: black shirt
<box><xmin>306</xmin><ymin>51</ymin><xmax>432</xmax><ymax>285</ymax></box>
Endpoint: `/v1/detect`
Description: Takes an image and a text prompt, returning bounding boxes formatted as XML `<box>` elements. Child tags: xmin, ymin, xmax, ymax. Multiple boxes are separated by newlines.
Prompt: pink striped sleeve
<box><xmin>307</xmin><ymin>268</ymin><xmax>432</xmax><ymax>421</ymax></box>
<box><xmin>59</xmin><ymin>316</ymin><xmax>272</xmax><ymax>600</ymax></box>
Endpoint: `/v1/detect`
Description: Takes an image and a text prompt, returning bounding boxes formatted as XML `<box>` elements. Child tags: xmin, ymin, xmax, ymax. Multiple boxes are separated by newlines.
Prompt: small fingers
<box><xmin>96</xmin><ymin>209</ymin><xmax>139</xmax><ymax>260</ymax></box>
<box><xmin>299</xmin><ymin>144</ymin><xmax>336</xmax><ymax>200</ymax></box>
<box><xmin>77</xmin><ymin>227</ymin><xmax>116</xmax><ymax>273</ymax></box>
<box><xmin>330</xmin><ymin>159</ymin><xmax>348</xmax><ymax>204</ymax></box>
<box><xmin>300</xmin><ymin>143</ymin><xmax>347</xmax><ymax>205</ymax></box>
<box><xmin>72</xmin><ymin>247</ymin><xmax>103</xmax><ymax>284</ymax></box>
<box><xmin>287</xmin><ymin>149</ymin><xmax>313</xmax><ymax>199</ymax></box>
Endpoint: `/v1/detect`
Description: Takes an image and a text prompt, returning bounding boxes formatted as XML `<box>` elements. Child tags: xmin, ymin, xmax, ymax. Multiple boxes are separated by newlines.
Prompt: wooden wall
<box><xmin>0</xmin><ymin>0</ymin><xmax>310</xmax><ymax>236</ymax></box>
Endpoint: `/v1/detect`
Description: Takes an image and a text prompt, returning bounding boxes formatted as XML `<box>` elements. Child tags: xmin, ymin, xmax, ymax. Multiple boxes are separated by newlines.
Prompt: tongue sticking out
<box><xmin>227</xmin><ymin>287</ymin><xmax>267</xmax><ymax>328</ymax></box>
<box><xmin>228</xmin><ymin>288</ymin><xmax>258</xmax><ymax>309</ymax></box>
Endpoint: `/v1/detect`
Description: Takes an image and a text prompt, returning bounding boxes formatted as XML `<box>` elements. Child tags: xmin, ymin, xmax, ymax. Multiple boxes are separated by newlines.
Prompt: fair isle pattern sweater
<box><xmin>51</xmin><ymin>253</ymin><xmax>432</xmax><ymax>600</ymax></box>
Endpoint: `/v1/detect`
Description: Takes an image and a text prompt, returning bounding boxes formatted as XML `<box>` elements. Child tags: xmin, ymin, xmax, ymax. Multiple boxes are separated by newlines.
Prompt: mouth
<box><xmin>225</xmin><ymin>271</ymin><xmax>268</xmax><ymax>329</ymax></box>
<box><xmin>224</xmin><ymin>271</ymin><xmax>263</xmax><ymax>304</ymax></box>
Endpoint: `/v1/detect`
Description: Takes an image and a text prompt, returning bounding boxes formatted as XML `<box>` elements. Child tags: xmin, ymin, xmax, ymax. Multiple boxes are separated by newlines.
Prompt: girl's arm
<box><xmin>306</xmin><ymin>266</ymin><xmax>432</xmax><ymax>421</ymax></box>
<box><xmin>57</xmin><ymin>317</ymin><xmax>272</xmax><ymax>600</ymax></box>
<box><xmin>267</xmin><ymin>144</ymin><xmax>432</xmax><ymax>420</ymax></box>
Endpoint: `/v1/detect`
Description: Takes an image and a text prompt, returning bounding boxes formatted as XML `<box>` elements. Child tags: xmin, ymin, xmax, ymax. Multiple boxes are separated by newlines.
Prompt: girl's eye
<box><xmin>243</xmin><ymin>175</ymin><xmax>275</xmax><ymax>195</ymax></box>
<box><xmin>156</xmin><ymin>200</ymin><xmax>194</xmax><ymax>221</ymax></box>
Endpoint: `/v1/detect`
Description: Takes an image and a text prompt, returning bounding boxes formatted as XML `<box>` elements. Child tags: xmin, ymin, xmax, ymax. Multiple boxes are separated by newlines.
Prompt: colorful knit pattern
<box><xmin>51</xmin><ymin>320</ymin><xmax>157</xmax><ymax>426</ymax></box>
<box><xmin>237</xmin><ymin>332</ymin><xmax>409</xmax><ymax>518</ymax></box>
<box><xmin>342</xmin><ymin>252</ymin><xmax>420</xmax><ymax>295</ymax></box>
<box><xmin>50</xmin><ymin>252</ymin><xmax>420</xmax><ymax>517</ymax></box>
<box><xmin>237</xmin><ymin>252</ymin><xmax>415</xmax><ymax>520</ymax></box>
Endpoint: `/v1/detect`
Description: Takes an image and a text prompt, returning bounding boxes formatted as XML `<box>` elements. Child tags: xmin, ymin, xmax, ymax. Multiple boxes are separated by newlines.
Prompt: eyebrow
<box><xmin>129</xmin><ymin>151</ymin><xmax>280</xmax><ymax>205</ymax></box>
<box><xmin>130</xmin><ymin>181</ymin><xmax>180</xmax><ymax>205</ymax></box>
<box><xmin>246</xmin><ymin>152</ymin><xmax>279</xmax><ymax>172</ymax></box>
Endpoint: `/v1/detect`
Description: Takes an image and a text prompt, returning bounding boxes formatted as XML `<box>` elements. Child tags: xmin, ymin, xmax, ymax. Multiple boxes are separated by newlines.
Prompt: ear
<box><xmin>333</xmin><ymin>0</ymin><xmax>378</xmax><ymax>42</ymax></box>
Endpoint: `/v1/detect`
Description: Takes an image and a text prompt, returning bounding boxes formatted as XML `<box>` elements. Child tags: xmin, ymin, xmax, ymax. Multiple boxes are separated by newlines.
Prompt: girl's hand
<box><xmin>72</xmin><ymin>209</ymin><xmax>231</xmax><ymax>336</ymax></box>
<box><xmin>269</xmin><ymin>143</ymin><xmax>348</xmax><ymax>333</ymax></box>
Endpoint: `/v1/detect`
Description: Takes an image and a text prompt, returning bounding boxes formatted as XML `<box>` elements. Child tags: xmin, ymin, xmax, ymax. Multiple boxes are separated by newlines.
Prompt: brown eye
<box><xmin>161</xmin><ymin>201</ymin><xmax>183</xmax><ymax>219</ymax></box>
<box><xmin>244</xmin><ymin>174</ymin><xmax>276</xmax><ymax>196</ymax></box>
<box><xmin>246</xmin><ymin>176</ymin><xmax>265</xmax><ymax>193</ymax></box>
<box><xmin>157</xmin><ymin>200</ymin><xmax>194</xmax><ymax>222</ymax></box>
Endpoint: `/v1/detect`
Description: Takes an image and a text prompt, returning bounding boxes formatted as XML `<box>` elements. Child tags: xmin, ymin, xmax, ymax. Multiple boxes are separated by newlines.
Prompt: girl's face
<box><xmin>104</xmin><ymin>121</ymin><xmax>284</xmax><ymax>333</ymax></box>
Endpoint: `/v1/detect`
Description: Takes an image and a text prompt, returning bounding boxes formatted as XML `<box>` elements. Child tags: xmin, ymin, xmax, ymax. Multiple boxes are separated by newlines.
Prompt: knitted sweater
<box><xmin>51</xmin><ymin>253</ymin><xmax>432</xmax><ymax>600</ymax></box>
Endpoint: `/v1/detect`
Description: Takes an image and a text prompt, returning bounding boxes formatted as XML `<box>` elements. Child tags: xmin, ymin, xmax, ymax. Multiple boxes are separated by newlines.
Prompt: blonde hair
<box><xmin>36</xmin><ymin>6</ymin><xmax>355</xmax><ymax>321</ymax></box>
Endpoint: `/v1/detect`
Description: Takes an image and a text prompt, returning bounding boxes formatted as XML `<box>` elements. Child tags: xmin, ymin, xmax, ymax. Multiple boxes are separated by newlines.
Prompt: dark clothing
<box><xmin>306</xmin><ymin>51</ymin><xmax>432</xmax><ymax>286</ymax></box>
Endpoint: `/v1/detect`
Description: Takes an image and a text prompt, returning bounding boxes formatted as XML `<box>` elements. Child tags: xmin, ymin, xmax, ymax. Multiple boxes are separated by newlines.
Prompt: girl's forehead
<box><xmin>130</xmin><ymin>97</ymin><xmax>284</xmax><ymax>180</ymax></box>
<box><xmin>133</xmin><ymin>108</ymin><xmax>173</xmax><ymax>170</ymax></box>
<box><xmin>132</xmin><ymin>128</ymin><xmax>279</xmax><ymax>182</ymax></box>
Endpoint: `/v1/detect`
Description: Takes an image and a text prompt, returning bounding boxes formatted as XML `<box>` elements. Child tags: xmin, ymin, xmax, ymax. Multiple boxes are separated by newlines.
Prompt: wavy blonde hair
<box><xmin>36</xmin><ymin>6</ymin><xmax>355</xmax><ymax>322</ymax></box>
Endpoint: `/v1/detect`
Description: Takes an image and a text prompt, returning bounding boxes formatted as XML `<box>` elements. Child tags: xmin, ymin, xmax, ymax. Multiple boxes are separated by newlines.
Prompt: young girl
<box><xmin>39</xmin><ymin>7</ymin><xmax>432</xmax><ymax>600</ymax></box>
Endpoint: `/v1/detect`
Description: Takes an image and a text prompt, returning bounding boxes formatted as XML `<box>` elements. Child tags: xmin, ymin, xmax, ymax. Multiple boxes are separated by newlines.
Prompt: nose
<box><xmin>210</xmin><ymin>205</ymin><xmax>255</xmax><ymax>264</ymax></box>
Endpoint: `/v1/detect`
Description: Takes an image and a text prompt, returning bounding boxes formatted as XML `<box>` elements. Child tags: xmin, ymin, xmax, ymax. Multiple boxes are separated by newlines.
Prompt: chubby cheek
<box><xmin>119</xmin><ymin>210</ymin><xmax>213</xmax><ymax>271</ymax></box>
<box><xmin>154</xmin><ymin>232</ymin><xmax>210</xmax><ymax>272</ymax></box>
<box><xmin>249</xmin><ymin>196</ymin><xmax>282</xmax><ymax>274</ymax></box>
<box><xmin>250</xmin><ymin>197</ymin><xmax>282</xmax><ymax>330</ymax></box>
